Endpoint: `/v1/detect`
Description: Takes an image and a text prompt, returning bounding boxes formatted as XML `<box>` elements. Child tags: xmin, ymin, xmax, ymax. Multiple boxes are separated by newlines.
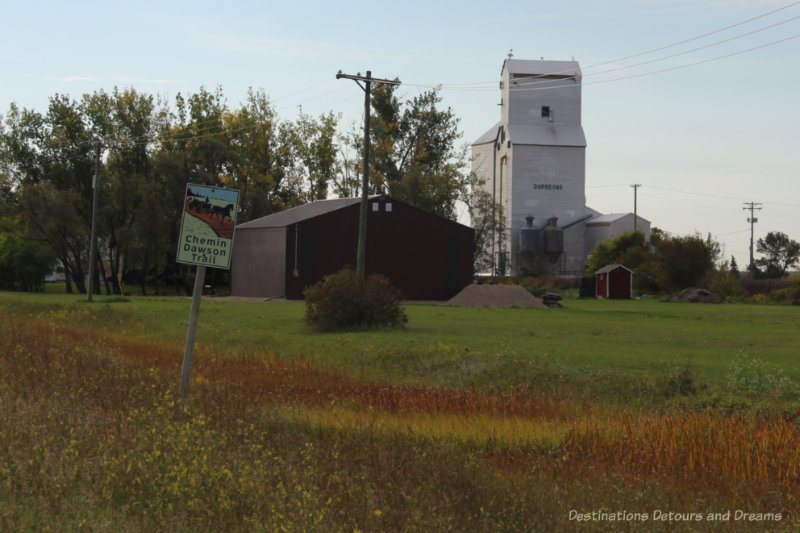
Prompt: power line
<box><xmin>498</xmin><ymin>32</ymin><xmax>800</xmax><ymax>95</ymax></box>
<box><xmin>17</xmin><ymin>4</ymin><xmax>800</xmax><ymax>151</ymax></box>
<box><xmin>718</xmin><ymin>228</ymin><xmax>751</xmax><ymax>237</ymax></box>
<box><xmin>644</xmin><ymin>186</ymin><xmax>800</xmax><ymax>209</ymax></box>
<box><xmin>645</xmin><ymin>185</ymin><xmax>745</xmax><ymax>202</ymax></box>
<box><xmin>591</xmin><ymin>184</ymin><xmax>779</xmax><ymax>206</ymax></box>
<box><xmin>582</xmin><ymin>0</ymin><xmax>800</xmax><ymax>71</ymax></box>
<box><xmin>405</xmin><ymin>1</ymin><xmax>800</xmax><ymax>91</ymax></box>
<box><xmin>402</xmin><ymin>26</ymin><xmax>800</xmax><ymax>95</ymax></box>
<box><xmin>575</xmin><ymin>14</ymin><xmax>800</xmax><ymax>80</ymax></box>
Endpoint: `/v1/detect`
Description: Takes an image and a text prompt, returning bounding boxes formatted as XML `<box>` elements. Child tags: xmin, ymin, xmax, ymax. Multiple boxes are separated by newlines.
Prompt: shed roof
<box><xmin>586</xmin><ymin>213</ymin><xmax>630</xmax><ymax>225</ymax></box>
<box><xmin>595</xmin><ymin>264</ymin><xmax>633</xmax><ymax>275</ymax></box>
<box><xmin>235</xmin><ymin>195</ymin><xmax>474</xmax><ymax>231</ymax></box>
<box><xmin>586</xmin><ymin>212</ymin><xmax>651</xmax><ymax>226</ymax></box>
<box><xmin>236</xmin><ymin>197</ymin><xmax>362</xmax><ymax>229</ymax></box>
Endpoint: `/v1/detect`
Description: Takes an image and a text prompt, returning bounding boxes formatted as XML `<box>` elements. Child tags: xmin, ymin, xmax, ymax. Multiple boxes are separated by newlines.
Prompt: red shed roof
<box><xmin>594</xmin><ymin>264</ymin><xmax>633</xmax><ymax>275</ymax></box>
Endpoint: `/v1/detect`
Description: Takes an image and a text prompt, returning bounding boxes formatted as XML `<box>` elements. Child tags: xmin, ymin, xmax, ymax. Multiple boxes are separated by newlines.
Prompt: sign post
<box><xmin>176</xmin><ymin>183</ymin><xmax>239</xmax><ymax>398</ymax></box>
<box><xmin>179</xmin><ymin>264</ymin><xmax>206</xmax><ymax>398</ymax></box>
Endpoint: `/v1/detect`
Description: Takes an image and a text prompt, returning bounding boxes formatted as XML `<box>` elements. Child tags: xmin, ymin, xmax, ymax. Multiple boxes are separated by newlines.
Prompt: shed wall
<box><xmin>230</xmin><ymin>227</ymin><xmax>286</xmax><ymax>298</ymax></box>
<box><xmin>285</xmin><ymin>207</ymin><xmax>359</xmax><ymax>299</ymax></box>
<box><xmin>280</xmin><ymin>199</ymin><xmax>473</xmax><ymax>301</ymax></box>
<box><xmin>596</xmin><ymin>272</ymin><xmax>609</xmax><ymax>298</ymax></box>
<box><xmin>608</xmin><ymin>268</ymin><xmax>632</xmax><ymax>299</ymax></box>
<box><xmin>367</xmin><ymin>200</ymin><xmax>473</xmax><ymax>300</ymax></box>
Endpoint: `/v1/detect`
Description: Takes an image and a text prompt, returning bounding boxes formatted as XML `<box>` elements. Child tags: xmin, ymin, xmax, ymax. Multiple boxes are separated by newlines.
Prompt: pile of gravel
<box><xmin>446</xmin><ymin>284</ymin><xmax>547</xmax><ymax>308</ymax></box>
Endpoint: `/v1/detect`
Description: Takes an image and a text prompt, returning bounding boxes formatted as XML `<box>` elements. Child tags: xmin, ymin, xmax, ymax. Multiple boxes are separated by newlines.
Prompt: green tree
<box><xmin>363</xmin><ymin>83</ymin><xmax>501</xmax><ymax>272</ymax></box>
<box><xmin>0</xmin><ymin>160</ymin><xmax>56</xmax><ymax>291</ymax></box>
<box><xmin>222</xmin><ymin>88</ymin><xmax>300</xmax><ymax>222</ymax></box>
<box><xmin>654</xmin><ymin>232</ymin><xmax>720</xmax><ymax>291</ymax></box>
<box><xmin>331</xmin><ymin>125</ymin><xmax>362</xmax><ymax>198</ymax></box>
<box><xmin>1</xmin><ymin>96</ymin><xmax>96</xmax><ymax>293</ymax></box>
<box><xmin>584</xmin><ymin>229</ymin><xmax>719</xmax><ymax>293</ymax></box>
<box><xmin>585</xmin><ymin>230</ymin><xmax>657</xmax><ymax>292</ymax></box>
<box><xmin>2</xmin><ymin>84</ymin><xmax>377</xmax><ymax>295</ymax></box>
<box><xmin>584</xmin><ymin>230</ymin><xmax>650</xmax><ymax>274</ymax></box>
<box><xmin>729</xmin><ymin>255</ymin><xmax>740</xmax><ymax>277</ymax></box>
<box><xmin>19</xmin><ymin>183</ymin><xmax>88</xmax><ymax>292</ymax></box>
<box><xmin>367</xmin><ymin>84</ymin><xmax>468</xmax><ymax>220</ymax></box>
<box><xmin>282</xmin><ymin>109</ymin><xmax>340</xmax><ymax>202</ymax></box>
<box><xmin>755</xmin><ymin>231</ymin><xmax>800</xmax><ymax>279</ymax></box>
<box><xmin>0</xmin><ymin>214</ymin><xmax>56</xmax><ymax>291</ymax></box>
<box><xmin>467</xmin><ymin>176</ymin><xmax>506</xmax><ymax>274</ymax></box>
<box><xmin>83</xmin><ymin>88</ymin><xmax>169</xmax><ymax>295</ymax></box>
<box><xmin>707</xmin><ymin>262</ymin><xmax>747</xmax><ymax>300</ymax></box>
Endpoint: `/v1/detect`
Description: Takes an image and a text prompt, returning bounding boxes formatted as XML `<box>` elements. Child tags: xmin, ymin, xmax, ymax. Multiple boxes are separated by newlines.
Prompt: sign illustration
<box><xmin>176</xmin><ymin>184</ymin><xmax>239</xmax><ymax>269</ymax></box>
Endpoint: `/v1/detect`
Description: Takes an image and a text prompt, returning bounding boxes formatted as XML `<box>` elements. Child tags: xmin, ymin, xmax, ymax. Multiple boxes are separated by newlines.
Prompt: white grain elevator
<box><xmin>471</xmin><ymin>58</ymin><xmax>649</xmax><ymax>276</ymax></box>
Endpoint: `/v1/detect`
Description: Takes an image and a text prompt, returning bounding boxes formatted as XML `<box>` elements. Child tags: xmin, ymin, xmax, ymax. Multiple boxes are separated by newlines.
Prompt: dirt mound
<box><xmin>447</xmin><ymin>284</ymin><xmax>547</xmax><ymax>308</ymax></box>
<box><xmin>669</xmin><ymin>287</ymin><xmax>724</xmax><ymax>304</ymax></box>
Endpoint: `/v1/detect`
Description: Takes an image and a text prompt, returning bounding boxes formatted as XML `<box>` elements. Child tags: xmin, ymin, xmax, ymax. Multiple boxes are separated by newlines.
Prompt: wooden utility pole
<box><xmin>87</xmin><ymin>142</ymin><xmax>102</xmax><ymax>302</ymax></box>
<box><xmin>743</xmin><ymin>201</ymin><xmax>762</xmax><ymax>277</ymax></box>
<box><xmin>336</xmin><ymin>70</ymin><xmax>400</xmax><ymax>277</ymax></box>
<box><xmin>631</xmin><ymin>183</ymin><xmax>641</xmax><ymax>231</ymax></box>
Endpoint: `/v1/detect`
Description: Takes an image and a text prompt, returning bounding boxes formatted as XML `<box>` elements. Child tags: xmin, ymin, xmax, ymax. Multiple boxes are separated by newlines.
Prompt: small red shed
<box><xmin>595</xmin><ymin>264</ymin><xmax>633</xmax><ymax>299</ymax></box>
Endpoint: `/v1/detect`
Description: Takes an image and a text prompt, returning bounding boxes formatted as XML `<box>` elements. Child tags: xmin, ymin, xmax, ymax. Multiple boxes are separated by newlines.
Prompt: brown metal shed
<box><xmin>595</xmin><ymin>264</ymin><xmax>633</xmax><ymax>299</ymax></box>
<box><xmin>231</xmin><ymin>196</ymin><xmax>474</xmax><ymax>300</ymax></box>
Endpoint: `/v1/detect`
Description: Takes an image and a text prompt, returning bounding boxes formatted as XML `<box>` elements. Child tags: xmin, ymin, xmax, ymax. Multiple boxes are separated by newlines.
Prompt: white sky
<box><xmin>2</xmin><ymin>0</ymin><xmax>799</xmax><ymax>266</ymax></box>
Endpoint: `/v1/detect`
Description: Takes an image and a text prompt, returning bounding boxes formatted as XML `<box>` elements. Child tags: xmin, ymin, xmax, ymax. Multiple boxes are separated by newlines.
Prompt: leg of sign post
<box><xmin>179</xmin><ymin>265</ymin><xmax>206</xmax><ymax>398</ymax></box>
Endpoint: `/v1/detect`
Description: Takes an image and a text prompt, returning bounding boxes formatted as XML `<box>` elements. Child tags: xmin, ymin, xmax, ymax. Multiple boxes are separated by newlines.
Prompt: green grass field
<box><xmin>11</xmin><ymin>291</ymin><xmax>800</xmax><ymax>393</ymax></box>
<box><xmin>2</xmin><ymin>291</ymin><xmax>800</xmax><ymax>531</ymax></box>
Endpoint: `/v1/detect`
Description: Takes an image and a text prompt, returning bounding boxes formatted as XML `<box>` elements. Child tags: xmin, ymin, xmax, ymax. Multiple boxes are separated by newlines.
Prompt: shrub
<box><xmin>707</xmin><ymin>268</ymin><xmax>747</xmax><ymax>300</ymax></box>
<box><xmin>726</xmin><ymin>352</ymin><xmax>799</xmax><ymax>397</ymax></box>
<box><xmin>661</xmin><ymin>367</ymin><xmax>696</xmax><ymax>397</ymax></box>
<box><xmin>304</xmin><ymin>268</ymin><xmax>408</xmax><ymax>331</ymax></box>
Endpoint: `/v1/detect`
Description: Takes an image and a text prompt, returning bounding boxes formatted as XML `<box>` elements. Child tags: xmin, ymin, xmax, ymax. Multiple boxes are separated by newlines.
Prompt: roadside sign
<box><xmin>177</xmin><ymin>183</ymin><xmax>239</xmax><ymax>269</ymax></box>
<box><xmin>176</xmin><ymin>183</ymin><xmax>240</xmax><ymax>399</ymax></box>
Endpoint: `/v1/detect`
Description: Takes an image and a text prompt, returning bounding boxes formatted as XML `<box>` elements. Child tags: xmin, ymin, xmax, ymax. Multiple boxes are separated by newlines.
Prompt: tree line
<box><xmin>1</xmin><ymin>84</ymin><xmax>499</xmax><ymax>294</ymax></box>
<box><xmin>584</xmin><ymin>228</ymin><xmax>800</xmax><ymax>296</ymax></box>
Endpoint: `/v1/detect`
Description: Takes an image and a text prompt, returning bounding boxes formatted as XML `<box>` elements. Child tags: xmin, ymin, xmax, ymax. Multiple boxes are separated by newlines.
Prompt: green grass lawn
<box><xmin>4</xmin><ymin>291</ymin><xmax>799</xmax><ymax>396</ymax></box>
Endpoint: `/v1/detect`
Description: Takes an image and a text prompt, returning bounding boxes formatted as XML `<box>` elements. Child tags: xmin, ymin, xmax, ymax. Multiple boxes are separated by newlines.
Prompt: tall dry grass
<box><xmin>564</xmin><ymin>411</ymin><xmax>800</xmax><ymax>509</ymax></box>
<box><xmin>2</xmin><ymin>302</ymin><xmax>799</xmax><ymax>531</ymax></box>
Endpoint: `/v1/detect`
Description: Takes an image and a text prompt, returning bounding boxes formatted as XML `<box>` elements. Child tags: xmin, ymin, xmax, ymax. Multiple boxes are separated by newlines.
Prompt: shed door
<box><xmin>596</xmin><ymin>273</ymin><xmax>608</xmax><ymax>298</ymax></box>
<box><xmin>609</xmin><ymin>269</ymin><xmax>631</xmax><ymax>299</ymax></box>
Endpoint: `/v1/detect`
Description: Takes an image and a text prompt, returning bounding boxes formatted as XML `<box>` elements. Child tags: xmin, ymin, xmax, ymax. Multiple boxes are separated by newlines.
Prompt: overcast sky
<box><xmin>2</xmin><ymin>0</ymin><xmax>798</xmax><ymax>266</ymax></box>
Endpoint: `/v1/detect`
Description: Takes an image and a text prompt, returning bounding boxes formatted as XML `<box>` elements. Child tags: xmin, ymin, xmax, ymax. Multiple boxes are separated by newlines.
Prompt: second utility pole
<box><xmin>743</xmin><ymin>201</ymin><xmax>762</xmax><ymax>277</ymax></box>
<box><xmin>336</xmin><ymin>70</ymin><xmax>400</xmax><ymax>277</ymax></box>
<box><xmin>87</xmin><ymin>141</ymin><xmax>103</xmax><ymax>302</ymax></box>
<box><xmin>630</xmin><ymin>183</ymin><xmax>641</xmax><ymax>231</ymax></box>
